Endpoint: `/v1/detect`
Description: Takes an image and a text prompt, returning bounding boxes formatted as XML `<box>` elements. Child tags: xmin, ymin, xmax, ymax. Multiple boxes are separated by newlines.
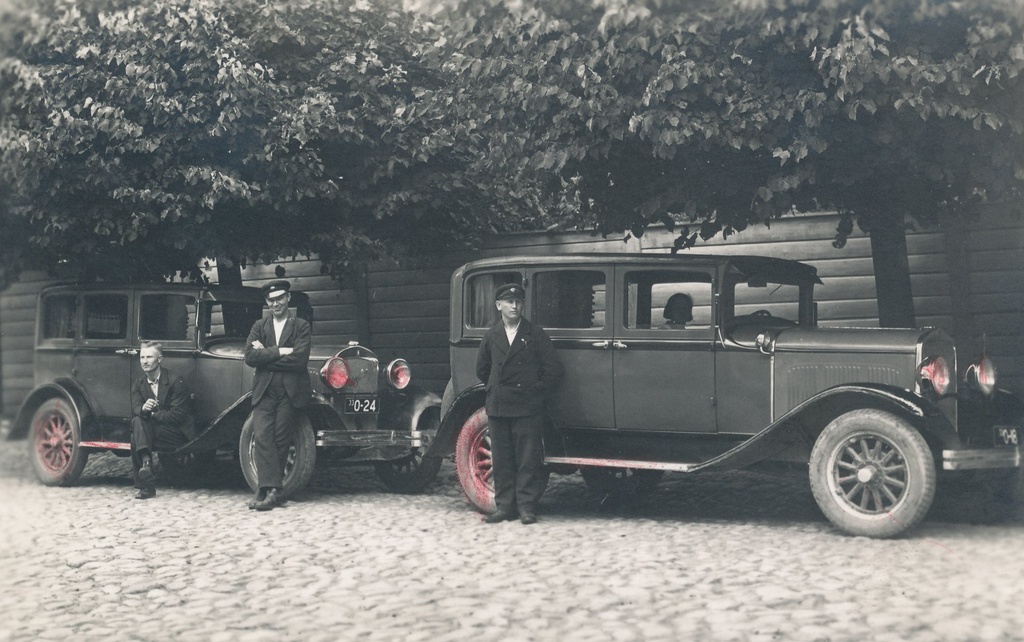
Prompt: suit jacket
<box><xmin>130</xmin><ymin>368</ymin><xmax>197</xmax><ymax>440</ymax></box>
<box><xmin>244</xmin><ymin>313</ymin><xmax>313</xmax><ymax>408</ymax></box>
<box><xmin>476</xmin><ymin>316</ymin><xmax>563</xmax><ymax>418</ymax></box>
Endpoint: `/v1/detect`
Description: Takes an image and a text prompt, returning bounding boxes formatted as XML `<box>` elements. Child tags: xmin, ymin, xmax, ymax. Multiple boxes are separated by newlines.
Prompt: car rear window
<box><xmin>41</xmin><ymin>294</ymin><xmax>77</xmax><ymax>340</ymax></box>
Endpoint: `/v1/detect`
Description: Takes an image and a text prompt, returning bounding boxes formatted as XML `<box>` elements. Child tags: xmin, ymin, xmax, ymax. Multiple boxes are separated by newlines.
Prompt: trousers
<box><xmin>489</xmin><ymin>414</ymin><xmax>545</xmax><ymax>514</ymax></box>
<box><xmin>251</xmin><ymin>373</ymin><xmax>299</xmax><ymax>488</ymax></box>
<box><xmin>131</xmin><ymin>416</ymin><xmax>191</xmax><ymax>490</ymax></box>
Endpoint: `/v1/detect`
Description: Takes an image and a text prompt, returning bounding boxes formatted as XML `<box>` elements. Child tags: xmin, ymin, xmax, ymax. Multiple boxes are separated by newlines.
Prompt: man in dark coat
<box><xmin>244</xmin><ymin>280</ymin><xmax>312</xmax><ymax>511</ymax></box>
<box><xmin>130</xmin><ymin>341</ymin><xmax>196</xmax><ymax>499</ymax></box>
<box><xmin>476</xmin><ymin>283</ymin><xmax>563</xmax><ymax>524</ymax></box>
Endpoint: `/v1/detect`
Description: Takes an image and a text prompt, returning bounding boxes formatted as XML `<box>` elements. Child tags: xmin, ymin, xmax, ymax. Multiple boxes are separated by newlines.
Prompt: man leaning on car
<box><xmin>476</xmin><ymin>283</ymin><xmax>563</xmax><ymax>525</ymax></box>
<box><xmin>130</xmin><ymin>341</ymin><xmax>196</xmax><ymax>499</ymax></box>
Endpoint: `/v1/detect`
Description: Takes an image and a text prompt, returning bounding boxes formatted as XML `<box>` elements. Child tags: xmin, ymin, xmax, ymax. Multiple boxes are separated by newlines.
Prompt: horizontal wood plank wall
<box><xmin>2</xmin><ymin>211</ymin><xmax>1021</xmax><ymax>415</ymax></box>
<box><xmin>0</xmin><ymin>271</ymin><xmax>55</xmax><ymax>415</ymax></box>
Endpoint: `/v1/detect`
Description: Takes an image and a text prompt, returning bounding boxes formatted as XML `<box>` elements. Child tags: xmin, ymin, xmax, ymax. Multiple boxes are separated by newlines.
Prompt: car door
<box><xmin>612</xmin><ymin>266</ymin><xmax>717</xmax><ymax>433</ymax></box>
<box><xmin>76</xmin><ymin>290</ymin><xmax>134</xmax><ymax>438</ymax></box>
<box><xmin>528</xmin><ymin>266</ymin><xmax>615</xmax><ymax>434</ymax></box>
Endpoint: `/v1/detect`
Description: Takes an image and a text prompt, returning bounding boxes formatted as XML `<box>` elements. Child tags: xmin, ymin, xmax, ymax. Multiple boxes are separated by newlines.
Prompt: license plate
<box><xmin>344</xmin><ymin>397</ymin><xmax>378</xmax><ymax>414</ymax></box>
<box><xmin>994</xmin><ymin>426</ymin><xmax>1019</xmax><ymax>446</ymax></box>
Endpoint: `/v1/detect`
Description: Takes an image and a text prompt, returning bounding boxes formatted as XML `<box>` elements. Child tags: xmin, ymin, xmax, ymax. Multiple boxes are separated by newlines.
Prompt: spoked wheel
<box><xmin>810</xmin><ymin>409</ymin><xmax>935</xmax><ymax>538</ymax></box>
<box><xmin>29</xmin><ymin>398</ymin><xmax>88</xmax><ymax>486</ymax></box>
<box><xmin>374</xmin><ymin>449</ymin><xmax>443</xmax><ymax>494</ymax></box>
<box><xmin>454</xmin><ymin>408</ymin><xmax>496</xmax><ymax>513</ymax></box>
<box><xmin>240</xmin><ymin>414</ymin><xmax>316</xmax><ymax>499</ymax></box>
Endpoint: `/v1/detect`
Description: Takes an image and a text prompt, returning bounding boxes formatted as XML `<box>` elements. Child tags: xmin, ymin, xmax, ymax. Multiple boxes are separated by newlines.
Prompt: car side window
<box><xmin>532</xmin><ymin>270</ymin><xmax>606</xmax><ymax>329</ymax></box>
<box><xmin>465</xmin><ymin>271</ymin><xmax>522</xmax><ymax>328</ymax></box>
<box><xmin>41</xmin><ymin>294</ymin><xmax>78</xmax><ymax>340</ymax></box>
<box><xmin>623</xmin><ymin>270</ymin><xmax>713</xmax><ymax>331</ymax></box>
<box><xmin>83</xmin><ymin>294</ymin><xmax>129</xmax><ymax>340</ymax></box>
<box><xmin>139</xmin><ymin>294</ymin><xmax>195</xmax><ymax>341</ymax></box>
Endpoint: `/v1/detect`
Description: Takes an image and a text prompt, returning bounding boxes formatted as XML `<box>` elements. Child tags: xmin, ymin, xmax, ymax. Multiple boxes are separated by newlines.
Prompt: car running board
<box><xmin>544</xmin><ymin>456</ymin><xmax>697</xmax><ymax>472</ymax></box>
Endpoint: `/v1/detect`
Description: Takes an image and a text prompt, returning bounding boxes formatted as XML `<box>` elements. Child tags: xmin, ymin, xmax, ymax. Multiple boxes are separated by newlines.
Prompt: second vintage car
<box><xmin>8</xmin><ymin>282</ymin><xmax>442</xmax><ymax>497</ymax></box>
<box><xmin>425</xmin><ymin>253</ymin><xmax>1024</xmax><ymax>538</ymax></box>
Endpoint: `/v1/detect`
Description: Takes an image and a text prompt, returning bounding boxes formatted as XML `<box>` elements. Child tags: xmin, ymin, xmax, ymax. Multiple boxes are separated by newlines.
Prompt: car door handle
<box><xmin>591</xmin><ymin>341</ymin><xmax>610</xmax><ymax>349</ymax></box>
<box><xmin>612</xmin><ymin>341</ymin><xmax>627</xmax><ymax>349</ymax></box>
<box><xmin>115</xmin><ymin>348</ymin><xmax>139</xmax><ymax>355</ymax></box>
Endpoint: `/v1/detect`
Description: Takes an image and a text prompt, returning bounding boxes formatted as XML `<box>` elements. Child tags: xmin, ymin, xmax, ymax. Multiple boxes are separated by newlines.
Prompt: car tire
<box><xmin>809</xmin><ymin>409</ymin><xmax>935</xmax><ymax>538</ymax></box>
<box><xmin>239</xmin><ymin>413</ymin><xmax>316</xmax><ymax>499</ymax></box>
<box><xmin>455</xmin><ymin>408</ymin><xmax>497</xmax><ymax>514</ymax></box>
<box><xmin>454</xmin><ymin>407</ymin><xmax>552</xmax><ymax>513</ymax></box>
<box><xmin>28</xmin><ymin>398</ymin><xmax>89</xmax><ymax>487</ymax></box>
<box><xmin>580</xmin><ymin>467</ymin><xmax>664</xmax><ymax>498</ymax></box>
<box><xmin>374</xmin><ymin>450</ymin><xmax>443</xmax><ymax>494</ymax></box>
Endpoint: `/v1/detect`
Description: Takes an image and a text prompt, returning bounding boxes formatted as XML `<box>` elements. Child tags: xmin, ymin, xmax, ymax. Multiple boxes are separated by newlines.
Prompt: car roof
<box><xmin>39</xmin><ymin>282</ymin><xmax>265</xmax><ymax>301</ymax></box>
<box><xmin>459</xmin><ymin>253</ymin><xmax>822</xmax><ymax>284</ymax></box>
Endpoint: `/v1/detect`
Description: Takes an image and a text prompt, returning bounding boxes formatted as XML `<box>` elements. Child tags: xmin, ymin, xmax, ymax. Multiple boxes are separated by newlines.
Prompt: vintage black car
<box><xmin>424</xmin><ymin>254</ymin><xmax>1024</xmax><ymax>537</ymax></box>
<box><xmin>7</xmin><ymin>283</ymin><xmax>441</xmax><ymax>496</ymax></box>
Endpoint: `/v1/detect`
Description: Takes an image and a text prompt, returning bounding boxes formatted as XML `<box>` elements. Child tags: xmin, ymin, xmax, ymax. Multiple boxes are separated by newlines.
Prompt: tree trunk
<box><xmin>869</xmin><ymin>215</ymin><xmax>916</xmax><ymax>328</ymax></box>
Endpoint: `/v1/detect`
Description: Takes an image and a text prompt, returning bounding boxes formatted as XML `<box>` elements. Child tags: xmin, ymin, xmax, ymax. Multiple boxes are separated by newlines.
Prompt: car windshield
<box><xmin>199</xmin><ymin>299</ymin><xmax>263</xmax><ymax>342</ymax></box>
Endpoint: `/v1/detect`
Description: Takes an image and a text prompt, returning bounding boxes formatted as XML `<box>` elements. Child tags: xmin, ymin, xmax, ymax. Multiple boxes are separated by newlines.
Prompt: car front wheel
<box><xmin>809</xmin><ymin>409</ymin><xmax>935</xmax><ymax>538</ymax></box>
<box><xmin>240</xmin><ymin>414</ymin><xmax>316</xmax><ymax>499</ymax></box>
<box><xmin>28</xmin><ymin>398</ymin><xmax>89</xmax><ymax>486</ymax></box>
<box><xmin>374</xmin><ymin>450</ymin><xmax>443</xmax><ymax>494</ymax></box>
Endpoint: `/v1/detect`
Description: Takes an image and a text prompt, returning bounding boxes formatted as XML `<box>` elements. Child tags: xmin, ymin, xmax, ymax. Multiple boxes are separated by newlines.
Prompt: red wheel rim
<box><xmin>34</xmin><ymin>408</ymin><xmax>73</xmax><ymax>474</ymax></box>
<box><xmin>468</xmin><ymin>425</ymin><xmax>494</xmax><ymax>496</ymax></box>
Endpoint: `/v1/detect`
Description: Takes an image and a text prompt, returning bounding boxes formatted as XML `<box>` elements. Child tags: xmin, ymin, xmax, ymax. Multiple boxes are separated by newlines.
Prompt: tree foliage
<box><xmin>0</xmin><ymin>0</ymin><xmax>482</xmax><ymax>282</ymax></box>
<box><xmin>422</xmin><ymin>0</ymin><xmax>1023</xmax><ymax>325</ymax></box>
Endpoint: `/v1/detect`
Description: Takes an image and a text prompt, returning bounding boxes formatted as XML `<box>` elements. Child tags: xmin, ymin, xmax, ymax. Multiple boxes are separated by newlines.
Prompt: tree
<box><xmin>0</xmin><ymin>0</ymin><xmax>483</xmax><ymax>283</ymax></box>
<box><xmin>428</xmin><ymin>0</ymin><xmax>1024</xmax><ymax>327</ymax></box>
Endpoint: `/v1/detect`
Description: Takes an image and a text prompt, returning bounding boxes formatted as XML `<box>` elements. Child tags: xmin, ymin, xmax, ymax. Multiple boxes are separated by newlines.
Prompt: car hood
<box><xmin>772</xmin><ymin>327</ymin><xmax>932</xmax><ymax>353</ymax></box>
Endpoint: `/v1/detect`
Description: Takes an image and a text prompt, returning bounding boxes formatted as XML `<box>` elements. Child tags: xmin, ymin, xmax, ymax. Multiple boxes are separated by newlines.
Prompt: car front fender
<box><xmin>423</xmin><ymin>383</ymin><xmax>485</xmax><ymax>460</ymax></box>
<box><xmin>694</xmin><ymin>383</ymin><xmax>960</xmax><ymax>473</ymax></box>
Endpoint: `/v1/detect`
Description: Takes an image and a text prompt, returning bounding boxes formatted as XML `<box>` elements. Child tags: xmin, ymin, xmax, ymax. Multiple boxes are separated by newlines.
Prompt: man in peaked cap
<box><xmin>475</xmin><ymin>282</ymin><xmax>563</xmax><ymax>524</ymax></box>
<box><xmin>243</xmin><ymin>279</ymin><xmax>313</xmax><ymax>511</ymax></box>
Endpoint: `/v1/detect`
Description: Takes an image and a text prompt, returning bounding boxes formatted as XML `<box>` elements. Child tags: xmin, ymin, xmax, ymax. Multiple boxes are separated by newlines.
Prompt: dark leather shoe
<box><xmin>254</xmin><ymin>488</ymin><xmax>281</xmax><ymax>512</ymax></box>
<box><xmin>135</xmin><ymin>488</ymin><xmax>156</xmax><ymax>500</ymax></box>
<box><xmin>519</xmin><ymin>510</ymin><xmax>538</xmax><ymax>525</ymax></box>
<box><xmin>138</xmin><ymin>458</ymin><xmax>154</xmax><ymax>483</ymax></box>
<box><xmin>247</xmin><ymin>488</ymin><xmax>268</xmax><ymax>510</ymax></box>
<box><xmin>483</xmin><ymin>510</ymin><xmax>517</xmax><ymax>524</ymax></box>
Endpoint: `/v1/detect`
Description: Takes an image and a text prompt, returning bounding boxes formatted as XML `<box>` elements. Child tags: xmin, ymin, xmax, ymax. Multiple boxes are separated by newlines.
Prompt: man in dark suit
<box><xmin>476</xmin><ymin>283</ymin><xmax>563</xmax><ymax>524</ymax></box>
<box><xmin>244</xmin><ymin>280</ymin><xmax>312</xmax><ymax>511</ymax></box>
<box><xmin>130</xmin><ymin>341</ymin><xmax>196</xmax><ymax>499</ymax></box>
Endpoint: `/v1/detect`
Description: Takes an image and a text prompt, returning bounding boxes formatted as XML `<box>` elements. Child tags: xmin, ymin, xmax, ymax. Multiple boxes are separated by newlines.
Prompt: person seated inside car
<box><xmin>661</xmin><ymin>293</ymin><xmax>693</xmax><ymax>328</ymax></box>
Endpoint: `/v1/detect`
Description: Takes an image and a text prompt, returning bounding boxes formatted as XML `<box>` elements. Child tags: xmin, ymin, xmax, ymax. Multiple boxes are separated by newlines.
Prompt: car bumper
<box><xmin>316</xmin><ymin>429</ymin><xmax>429</xmax><ymax>449</ymax></box>
<box><xmin>943</xmin><ymin>447</ymin><xmax>1023</xmax><ymax>471</ymax></box>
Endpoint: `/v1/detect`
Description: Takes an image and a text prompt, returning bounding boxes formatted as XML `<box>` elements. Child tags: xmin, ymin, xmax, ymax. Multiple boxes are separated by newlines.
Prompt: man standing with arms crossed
<box><xmin>244</xmin><ymin>280</ymin><xmax>312</xmax><ymax>512</ymax></box>
<box><xmin>130</xmin><ymin>341</ymin><xmax>196</xmax><ymax>499</ymax></box>
<box><xmin>476</xmin><ymin>283</ymin><xmax>563</xmax><ymax>525</ymax></box>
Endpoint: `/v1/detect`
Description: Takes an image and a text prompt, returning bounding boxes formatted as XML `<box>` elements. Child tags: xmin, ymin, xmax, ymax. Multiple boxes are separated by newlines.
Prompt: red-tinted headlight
<box><xmin>386</xmin><ymin>359</ymin><xmax>411</xmax><ymax>390</ymax></box>
<box><xmin>965</xmin><ymin>356</ymin><xmax>997</xmax><ymax>396</ymax></box>
<box><xmin>320</xmin><ymin>357</ymin><xmax>349</xmax><ymax>390</ymax></box>
<box><xmin>918</xmin><ymin>356</ymin><xmax>950</xmax><ymax>397</ymax></box>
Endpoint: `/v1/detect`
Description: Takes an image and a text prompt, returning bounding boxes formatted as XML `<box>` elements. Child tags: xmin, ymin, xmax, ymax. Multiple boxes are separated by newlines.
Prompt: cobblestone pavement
<box><xmin>2</xmin><ymin>425</ymin><xmax>1023</xmax><ymax>642</ymax></box>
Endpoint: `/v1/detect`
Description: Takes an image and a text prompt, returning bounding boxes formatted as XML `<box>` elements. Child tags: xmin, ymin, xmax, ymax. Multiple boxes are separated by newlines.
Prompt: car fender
<box><xmin>424</xmin><ymin>382</ymin><xmax>485</xmax><ymax>459</ymax></box>
<box><xmin>174</xmin><ymin>392</ymin><xmax>254</xmax><ymax>454</ymax></box>
<box><xmin>694</xmin><ymin>383</ymin><xmax>960</xmax><ymax>473</ymax></box>
<box><xmin>8</xmin><ymin>380</ymin><xmax>94</xmax><ymax>441</ymax></box>
<box><xmin>375</xmin><ymin>384</ymin><xmax>441</xmax><ymax>436</ymax></box>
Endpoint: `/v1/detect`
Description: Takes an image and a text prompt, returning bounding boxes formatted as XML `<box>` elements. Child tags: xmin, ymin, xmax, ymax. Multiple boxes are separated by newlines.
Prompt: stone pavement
<box><xmin>2</xmin><ymin>426</ymin><xmax>1023</xmax><ymax>642</ymax></box>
